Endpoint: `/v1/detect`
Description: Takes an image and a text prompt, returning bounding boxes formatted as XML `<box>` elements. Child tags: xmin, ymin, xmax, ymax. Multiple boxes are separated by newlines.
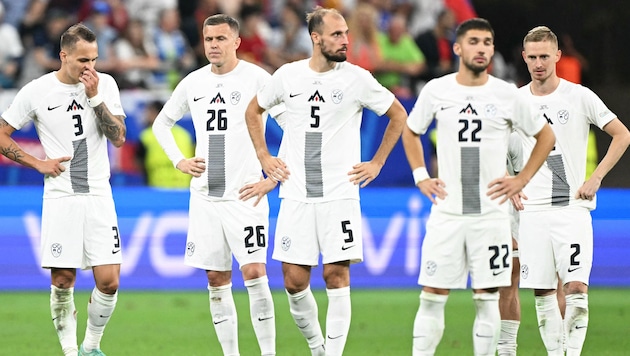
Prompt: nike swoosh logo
<box><xmin>48</xmin><ymin>105</ymin><xmax>62</xmax><ymax>111</ymax></box>
<box><xmin>440</xmin><ymin>106</ymin><xmax>454</xmax><ymax>111</ymax></box>
<box><xmin>327</xmin><ymin>334</ymin><xmax>344</xmax><ymax>340</ymax></box>
<box><xmin>248</xmin><ymin>248</ymin><xmax>261</xmax><ymax>254</ymax></box>
<box><xmin>492</xmin><ymin>270</ymin><xmax>506</xmax><ymax>276</ymax></box>
<box><xmin>297</xmin><ymin>323</ymin><xmax>310</xmax><ymax>329</ymax></box>
<box><xmin>193</xmin><ymin>96</ymin><xmax>205</xmax><ymax>102</ymax></box>
<box><xmin>213</xmin><ymin>319</ymin><xmax>227</xmax><ymax>325</ymax></box>
<box><xmin>341</xmin><ymin>245</ymin><xmax>355</xmax><ymax>251</ymax></box>
<box><xmin>575</xmin><ymin>325</ymin><xmax>587</xmax><ymax>329</ymax></box>
<box><xmin>112</xmin><ymin>248</ymin><xmax>121</xmax><ymax>254</ymax></box>
<box><xmin>475</xmin><ymin>333</ymin><xmax>493</xmax><ymax>338</ymax></box>
<box><xmin>568</xmin><ymin>266</ymin><xmax>582</xmax><ymax>272</ymax></box>
<box><xmin>99</xmin><ymin>315</ymin><xmax>111</xmax><ymax>318</ymax></box>
<box><xmin>258</xmin><ymin>316</ymin><xmax>274</xmax><ymax>321</ymax></box>
<box><xmin>289</xmin><ymin>93</ymin><xmax>302</xmax><ymax>98</ymax></box>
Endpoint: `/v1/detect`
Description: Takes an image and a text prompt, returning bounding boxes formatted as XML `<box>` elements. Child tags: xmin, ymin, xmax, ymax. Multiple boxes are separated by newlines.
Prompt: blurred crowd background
<box><xmin>0</xmin><ymin>0</ymin><xmax>629</xmax><ymax>187</ymax></box>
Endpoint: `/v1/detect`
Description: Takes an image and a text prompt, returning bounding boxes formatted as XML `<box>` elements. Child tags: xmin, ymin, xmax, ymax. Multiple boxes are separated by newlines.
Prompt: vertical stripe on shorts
<box><xmin>71</xmin><ymin>138</ymin><xmax>89</xmax><ymax>193</ymax></box>
<box><xmin>547</xmin><ymin>155</ymin><xmax>570</xmax><ymax>206</ymax></box>
<box><xmin>461</xmin><ymin>146</ymin><xmax>480</xmax><ymax>214</ymax></box>
<box><xmin>207</xmin><ymin>134</ymin><xmax>226</xmax><ymax>197</ymax></box>
<box><xmin>305</xmin><ymin>132</ymin><xmax>323</xmax><ymax>198</ymax></box>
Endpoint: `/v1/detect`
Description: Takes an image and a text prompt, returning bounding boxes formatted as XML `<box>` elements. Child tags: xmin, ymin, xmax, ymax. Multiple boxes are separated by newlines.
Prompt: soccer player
<box><xmin>152</xmin><ymin>14</ymin><xmax>277</xmax><ymax>356</ymax></box>
<box><xmin>245</xmin><ymin>7</ymin><xmax>407</xmax><ymax>355</ymax></box>
<box><xmin>517</xmin><ymin>26</ymin><xmax>630</xmax><ymax>356</ymax></box>
<box><xmin>402</xmin><ymin>18</ymin><xmax>555</xmax><ymax>356</ymax></box>
<box><xmin>0</xmin><ymin>23</ymin><xmax>126</xmax><ymax>356</ymax></box>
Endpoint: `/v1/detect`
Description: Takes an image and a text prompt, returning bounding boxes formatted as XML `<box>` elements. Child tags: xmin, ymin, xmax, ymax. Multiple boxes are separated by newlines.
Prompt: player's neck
<box><xmin>54</xmin><ymin>70</ymin><xmax>79</xmax><ymax>85</ymax></box>
<box><xmin>211</xmin><ymin>58</ymin><xmax>239</xmax><ymax>75</ymax></box>
<box><xmin>309</xmin><ymin>54</ymin><xmax>337</xmax><ymax>73</ymax></box>
<box><xmin>455</xmin><ymin>69</ymin><xmax>489</xmax><ymax>86</ymax></box>
<box><xmin>530</xmin><ymin>75</ymin><xmax>560</xmax><ymax>96</ymax></box>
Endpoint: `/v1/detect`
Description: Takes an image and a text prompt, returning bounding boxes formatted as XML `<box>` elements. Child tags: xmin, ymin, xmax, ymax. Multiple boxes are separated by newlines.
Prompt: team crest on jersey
<box><xmin>186</xmin><ymin>242</ymin><xmax>195</xmax><ymax>256</ymax></box>
<box><xmin>281</xmin><ymin>236</ymin><xmax>291</xmax><ymax>251</ymax></box>
<box><xmin>557</xmin><ymin>109</ymin><xmax>569</xmax><ymax>124</ymax></box>
<box><xmin>210</xmin><ymin>93</ymin><xmax>225</xmax><ymax>104</ymax></box>
<box><xmin>425</xmin><ymin>260</ymin><xmax>437</xmax><ymax>276</ymax></box>
<box><xmin>67</xmin><ymin>100</ymin><xmax>84</xmax><ymax>111</ymax></box>
<box><xmin>230</xmin><ymin>91</ymin><xmax>241</xmax><ymax>105</ymax></box>
<box><xmin>459</xmin><ymin>103</ymin><xmax>477</xmax><ymax>115</ymax></box>
<box><xmin>51</xmin><ymin>243</ymin><xmax>62</xmax><ymax>257</ymax></box>
<box><xmin>331</xmin><ymin>89</ymin><xmax>343</xmax><ymax>104</ymax></box>
<box><xmin>484</xmin><ymin>104</ymin><xmax>497</xmax><ymax>117</ymax></box>
<box><xmin>308</xmin><ymin>90</ymin><xmax>325</xmax><ymax>103</ymax></box>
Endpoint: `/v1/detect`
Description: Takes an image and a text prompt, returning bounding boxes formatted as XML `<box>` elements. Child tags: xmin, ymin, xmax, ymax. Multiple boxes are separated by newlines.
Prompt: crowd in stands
<box><xmin>0</xmin><ymin>0</ymin><xmax>519</xmax><ymax>97</ymax></box>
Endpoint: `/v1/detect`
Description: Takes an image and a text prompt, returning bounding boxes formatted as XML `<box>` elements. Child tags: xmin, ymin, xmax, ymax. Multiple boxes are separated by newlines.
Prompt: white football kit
<box><xmin>2</xmin><ymin>71</ymin><xmax>126</xmax><ymax>269</ymax></box>
<box><xmin>407</xmin><ymin>73</ymin><xmax>545</xmax><ymax>289</ymax></box>
<box><xmin>517</xmin><ymin>79</ymin><xmax>616</xmax><ymax>288</ymax></box>
<box><xmin>256</xmin><ymin>59</ymin><xmax>395</xmax><ymax>265</ymax></box>
<box><xmin>153</xmin><ymin>60</ymin><xmax>272</xmax><ymax>270</ymax></box>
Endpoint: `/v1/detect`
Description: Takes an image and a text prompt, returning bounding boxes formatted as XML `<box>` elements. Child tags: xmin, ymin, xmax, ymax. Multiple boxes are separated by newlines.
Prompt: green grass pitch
<box><xmin>2</xmin><ymin>288</ymin><xmax>628</xmax><ymax>355</ymax></box>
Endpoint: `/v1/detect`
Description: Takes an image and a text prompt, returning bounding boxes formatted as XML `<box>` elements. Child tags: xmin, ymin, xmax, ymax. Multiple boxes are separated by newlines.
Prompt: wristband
<box><xmin>412</xmin><ymin>167</ymin><xmax>430</xmax><ymax>185</ymax></box>
<box><xmin>87</xmin><ymin>94</ymin><xmax>103</xmax><ymax>108</ymax></box>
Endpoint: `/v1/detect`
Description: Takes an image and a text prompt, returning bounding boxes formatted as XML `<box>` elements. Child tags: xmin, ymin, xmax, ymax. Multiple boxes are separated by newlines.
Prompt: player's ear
<box><xmin>453</xmin><ymin>42</ymin><xmax>461</xmax><ymax>56</ymax></box>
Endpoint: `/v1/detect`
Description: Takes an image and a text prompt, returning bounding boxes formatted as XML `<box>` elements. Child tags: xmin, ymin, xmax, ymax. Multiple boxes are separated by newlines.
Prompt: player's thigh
<box><xmin>467</xmin><ymin>216</ymin><xmax>512</xmax><ymax>290</ymax></box>
<box><xmin>519</xmin><ymin>210</ymin><xmax>557</xmax><ymax>289</ymax></box>
<box><xmin>418</xmin><ymin>213</ymin><xmax>468</xmax><ymax>289</ymax></box>
<box><xmin>316</xmin><ymin>199</ymin><xmax>363</xmax><ymax>265</ymax></box>
<box><xmin>185</xmin><ymin>194</ymin><xmax>232</xmax><ymax>271</ymax></box>
<box><xmin>273</xmin><ymin>199</ymin><xmax>320</xmax><ymax>266</ymax></box>
<box><xmin>41</xmin><ymin>196</ymin><xmax>86</xmax><ymax>269</ymax></box>
<box><xmin>84</xmin><ymin>195</ymin><xmax>122</xmax><ymax>269</ymax></box>
<box><xmin>221</xmin><ymin>198</ymin><xmax>270</xmax><ymax>268</ymax></box>
<box><xmin>554</xmin><ymin>208</ymin><xmax>592</xmax><ymax>285</ymax></box>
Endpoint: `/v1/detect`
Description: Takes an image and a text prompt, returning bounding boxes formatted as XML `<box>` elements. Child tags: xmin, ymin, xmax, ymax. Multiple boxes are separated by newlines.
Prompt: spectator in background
<box><xmin>266</xmin><ymin>3</ymin><xmax>312</xmax><ymax>71</ymax></box>
<box><xmin>237</xmin><ymin>3</ymin><xmax>272</xmax><ymax>72</ymax></box>
<box><xmin>22</xmin><ymin>9</ymin><xmax>71</xmax><ymax>83</ymax></box>
<box><xmin>83</xmin><ymin>1</ymin><xmax>119</xmax><ymax>74</ymax></box>
<box><xmin>407</xmin><ymin>0</ymin><xmax>446</xmax><ymax>38</ymax></box>
<box><xmin>414</xmin><ymin>8</ymin><xmax>457</xmax><ymax>85</ymax></box>
<box><xmin>375</xmin><ymin>13</ymin><xmax>426</xmax><ymax>99</ymax></box>
<box><xmin>151</xmin><ymin>7</ymin><xmax>197</xmax><ymax>90</ymax></box>
<box><xmin>78</xmin><ymin>0</ymin><xmax>129</xmax><ymax>33</ymax></box>
<box><xmin>345</xmin><ymin>1</ymin><xmax>382</xmax><ymax>73</ymax></box>
<box><xmin>137</xmin><ymin>100</ymin><xmax>193</xmax><ymax>188</ymax></box>
<box><xmin>113</xmin><ymin>19</ymin><xmax>161</xmax><ymax>89</ymax></box>
<box><xmin>0</xmin><ymin>2</ymin><xmax>24</xmax><ymax>88</ymax></box>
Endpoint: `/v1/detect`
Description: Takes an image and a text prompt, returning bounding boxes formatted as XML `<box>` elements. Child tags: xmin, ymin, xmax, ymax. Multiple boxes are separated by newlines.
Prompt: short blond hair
<box><xmin>523</xmin><ymin>26</ymin><xmax>558</xmax><ymax>48</ymax></box>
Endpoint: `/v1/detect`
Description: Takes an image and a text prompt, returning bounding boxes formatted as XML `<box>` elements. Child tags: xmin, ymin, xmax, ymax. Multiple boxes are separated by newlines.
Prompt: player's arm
<box><xmin>81</xmin><ymin>67</ymin><xmax>126</xmax><ymax>147</ymax></box>
<box><xmin>152</xmin><ymin>109</ymin><xmax>205</xmax><ymax>177</ymax></box>
<box><xmin>488</xmin><ymin>124</ymin><xmax>555</xmax><ymax>203</ymax></box>
<box><xmin>401</xmin><ymin>123</ymin><xmax>447</xmax><ymax>204</ymax></box>
<box><xmin>0</xmin><ymin>118</ymin><xmax>70</xmax><ymax>176</ymax></box>
<box><xmin>578</xmin><ymin>118</ymin><xmax>630</xmax><ymax>200</ymax></box>
<box><xmin>245</xmin><ymin>95</ymin><xmax>288</xmax><ymax>182</ymax></box>
<box><xmin>349</xmin><ymin>98</ymin><xmax>406</xmax><ymax>188</ymax></box>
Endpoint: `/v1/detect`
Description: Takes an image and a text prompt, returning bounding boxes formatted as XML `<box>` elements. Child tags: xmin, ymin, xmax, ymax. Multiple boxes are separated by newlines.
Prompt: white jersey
<box><xmin>2</xmin><ymin>72</ymin><xmax>125</xmax><ymax>198</ymax></box>
<box><xmin>159</xmin><ymin>60</ymin><xmax>270</xmax><ymax>201</ymax></box>
<box><xmin>518</xmin><ymin>79</ymin><xmax>616</xmax><ymax>211</ymax></box>
<box><xmin>507</xmin><ymin>131</ymin><xmax>523</xmax><ymax>176</ymax></box>
<box><xmin>256</xmin><ymin>59</ymin><xmax>395</xmax><ymax>202</ymax></box>
<box><xmin>407</xmin><ymin>73</ymin><xmax>545</xmax><ymax>217</ymax></box>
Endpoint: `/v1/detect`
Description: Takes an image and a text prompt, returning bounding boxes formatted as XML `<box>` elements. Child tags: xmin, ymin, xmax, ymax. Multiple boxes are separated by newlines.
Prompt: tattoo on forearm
<box><xmin>1</xmin><ymin>144</ymin><xmax>24</xmax><ymax>163</ymax></box>
<box><xmin>0</xmin><ymin>119</ymin><xmax>9</xmax><ymax>128</ymax></box>
<box><xmin>93</xmin><ymin>104</ymin><xmax>126</xmax><ymax>144</ymax></box>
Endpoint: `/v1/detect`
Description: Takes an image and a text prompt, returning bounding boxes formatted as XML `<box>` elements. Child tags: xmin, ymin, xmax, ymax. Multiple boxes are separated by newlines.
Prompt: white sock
<box><xmin>208</xmin><ymin>283</ymin><xmax>239</xmax><ymax>356</ymax></box>
<box><xmin>83</xmin><ymin>287</ymin><xmax>117</xmax><ymax>352</ymax></box>
<box><xmin>325</xmin><ymin>287</ymin><xmax>351</xmax><ymax>356</ymax></box>
<box><xmin>497</xmin><ymin>320</ymin><xmax>520</xmax><ymax>356</ymax></box>
<box><xmin>412</xmin><ymin>291</ymin><xmax>447</xmax><ymax>356</ymax></box>
<box><xmin>535</xmin><ymin>294</ymin><xmax>564</xmax><ymax>355</ymax></box>
<box><xmin>472</xmin><ymin>292</ymin><xmax>500</xmax><ymax>356</ymax></box>
<box><xmin>286</xmin><ymin>286</ymin><xmax>324</xmax><ymax>353</ymax></box>
<box><xmin>245</xmin><ymin>276</ymin><xmax>275</xmax><ymax>356</ymax></box>
<box><xmin>564</xmin><ymin>293</ymin><xmax>589</xmax><ymax>356</ymax></box>
<box><xmin>50</xmin><ymin>285</ymin><xmax>78</xmax><ymax>356</ymax></box>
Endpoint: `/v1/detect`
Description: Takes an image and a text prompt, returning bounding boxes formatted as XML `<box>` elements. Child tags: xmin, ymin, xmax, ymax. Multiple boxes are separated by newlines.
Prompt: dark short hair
<box><xmin>455</xmin><ymin>18</ymin><xmax>494</xmax><ymax>41</ymax></box>
<box><xmin>204</xmin><ymin>14</ymin><xmax>240</xmax><ymax>34</ymax></box>
<box><xmin>306</xmin><ymin>6</ymin><xmax>342</xmax><ymax>34</ymax></box>
<box><xmin>145</xmin><ymin>100</ymin><xmax>164</xmax><ymax>112</ymax></box>
<box><xmin>60</xmin><ymin>23</ymin><xmax>96</xmax><ymax>51</ymax></box>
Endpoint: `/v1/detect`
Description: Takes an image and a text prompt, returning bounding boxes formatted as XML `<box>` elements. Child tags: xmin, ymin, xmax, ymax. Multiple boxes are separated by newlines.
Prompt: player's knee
<box><xmin>241</xmin><ymin>263</ymin><xmax>267</xmax><ymax>281</ymax></box>
<box><xmin>207</xmin><ymin>270</ymin><xmax>232</xmax><ymax>287</ymax></box>
<box><xmin>564</xmin><ymin>281</ymin><xmax>588</xmax><ymax>295</ymax></box>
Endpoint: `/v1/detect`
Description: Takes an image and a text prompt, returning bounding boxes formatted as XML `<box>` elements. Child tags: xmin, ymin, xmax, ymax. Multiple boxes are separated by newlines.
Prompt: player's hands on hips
<box><xmin>261</xmin><ymin>155</ymin><xmax>289</xmax><ymax>183</ymax></box>
<box><xmin>349</xmin><ymin>161</ymin><xmax>382</xmax><ymax>188</ymax></box>
<box><xmin>487</xmin><ymin>175</ymin><xmax>526</xmax><ymax>204</ymax></box>
<box><xmin>239</xmin><ymin>177</ymin><xmax>278</xmax><ymax>206</ymax></box>
<box><xmin>417</xmin><ymin>178</ymin><xmax>447</xmax><ymax>204</ymax></box>
<box><xmin>80</xmin><ymin>66</ymin><xmax>99</xmax><ymax>98</ymax></box>
<box><xmin>38</xmin><ymin>156</ymin><xmax>71</xmax><ymax>177</ymax></box>
<box><xmin>176</xmin><ymin>157</ymin><xmax>206</xmax><ymax>177</ymax></box>
<box><xmin>510</xmin><ymin>191</ymin><xmax>527</xmax><ymax>211</ymax></box>
<box><xmin>576</xmin><ymin>177</ymin><xmax>601</xmax><ymax>201</ymax></box>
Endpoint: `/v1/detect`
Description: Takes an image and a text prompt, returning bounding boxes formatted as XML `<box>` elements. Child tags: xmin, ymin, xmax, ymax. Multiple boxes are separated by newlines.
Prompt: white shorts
<box><xmin>272</xmin><ymin>199</ymin><xmax>363</xmax><ymax>266</ymax></box>
<box><xmin>418</xmin><ymin>212</ymin><xmax>512</xmax><ymax>290</ymax></box>
<box><xmin>185</xmin><ymin>193</ymin><xmax>269</xmax><ymax>271</ymax></box>
<box><xmin>41</xmin><ymin>195</ymin><xmax>122</xmax><ymax>270</ymax></box>
<box><xmin>518</xmin><ymin>208</ymin><xmax>592</xmax><ymax>289</ymax></box>
<box><xmin>509</xmin><ymin>203</ymin><xmax>520</xmax><ymax>241</ymax></box>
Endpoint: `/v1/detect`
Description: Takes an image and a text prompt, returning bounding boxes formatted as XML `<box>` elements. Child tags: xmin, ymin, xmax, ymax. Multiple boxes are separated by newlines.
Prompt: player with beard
<box><xmin>402</xmin><ymin>18</ymin><xmax>555</xmax><ymax>355</ymax></box>
<box><xmin>245</xmin><ymin>6</ymin><xmax>407</xmax><ymax>356</ymax></box>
